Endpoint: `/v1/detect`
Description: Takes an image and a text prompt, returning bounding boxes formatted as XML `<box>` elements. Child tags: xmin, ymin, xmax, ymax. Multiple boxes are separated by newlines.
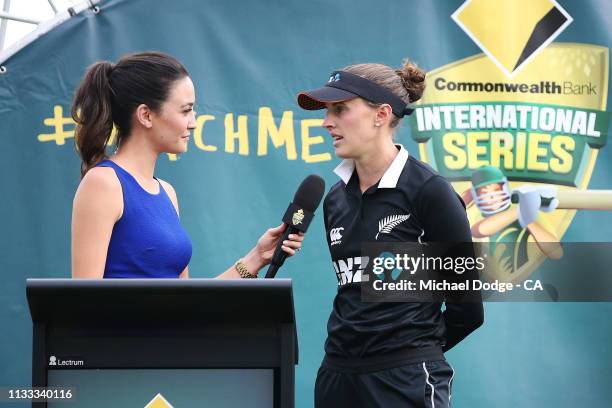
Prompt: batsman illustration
<box><xmin>461</xmin><ymin>165</ymin><xmax>612</xmax><ymax>282</ymax></box>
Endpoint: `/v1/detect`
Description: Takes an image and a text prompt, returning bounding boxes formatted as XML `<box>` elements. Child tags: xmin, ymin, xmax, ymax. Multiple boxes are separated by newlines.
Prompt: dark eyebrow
<box><xmin>181</xmin><ymin>102</ymin><xmax>194</xmax><ymax>108</ymax></box>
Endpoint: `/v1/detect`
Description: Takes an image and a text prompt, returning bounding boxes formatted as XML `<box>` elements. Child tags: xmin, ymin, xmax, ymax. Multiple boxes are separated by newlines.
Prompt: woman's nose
<box><xmin>322</xmin><ymin>112</ymin><xmax>334</xmax><ymax>130</ymax></box>
<box><xmin>188</xmin><ymin>112</ymin><xmax>197</xmax><ymax>129</ymax></box>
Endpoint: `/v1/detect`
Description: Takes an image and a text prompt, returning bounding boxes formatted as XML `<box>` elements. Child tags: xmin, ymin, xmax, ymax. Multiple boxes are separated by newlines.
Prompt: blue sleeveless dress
<box><xmin>96</xmin><ymin>160</ymin><xmax>192</xmax><ymax>278</ymax></box>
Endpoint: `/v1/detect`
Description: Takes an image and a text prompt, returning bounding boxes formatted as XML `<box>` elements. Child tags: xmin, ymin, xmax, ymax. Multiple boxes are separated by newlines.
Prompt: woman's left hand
<box><xmin>256</xmin><ymin>223</ymin><xmax>305</xmax><ymax>265</ymax></box>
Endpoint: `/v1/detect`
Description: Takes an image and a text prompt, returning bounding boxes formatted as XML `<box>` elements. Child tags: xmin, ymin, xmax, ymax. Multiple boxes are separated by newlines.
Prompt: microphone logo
<box><xmin>292</xmin><ymin>209</ymin><xmax>305</xmax><ymax>225</ymax></box>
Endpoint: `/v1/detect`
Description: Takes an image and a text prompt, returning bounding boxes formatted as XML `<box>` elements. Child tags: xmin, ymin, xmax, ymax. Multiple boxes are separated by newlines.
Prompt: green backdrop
<box><xmin>1</xmin><ymin>0</ymin><xmax>611</xmax><ymax>406</ymax></box>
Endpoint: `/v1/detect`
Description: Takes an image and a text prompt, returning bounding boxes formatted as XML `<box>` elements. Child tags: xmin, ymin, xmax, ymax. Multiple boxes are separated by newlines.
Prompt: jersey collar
<box><xmin>333</xmin><ymin>144</ymin><xmax>409</xmax><ymax>188</ymax></box>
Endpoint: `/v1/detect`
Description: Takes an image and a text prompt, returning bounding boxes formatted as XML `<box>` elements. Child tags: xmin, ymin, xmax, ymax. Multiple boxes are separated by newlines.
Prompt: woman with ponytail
<box><xmin>71</xmin><ymin>52</ymin><xmax>303</xmax><ymax>279</ymax></box>
<box><xmin>297</xmin><ymin>60</ymin><xmax>484</xmax><ymax>407</ymax></box>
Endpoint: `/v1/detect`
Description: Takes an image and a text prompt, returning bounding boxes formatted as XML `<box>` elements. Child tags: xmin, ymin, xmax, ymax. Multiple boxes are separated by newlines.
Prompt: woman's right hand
<box><xmin>254</xmin><ymin>223</ymin><xmax>305</xmax><ymax>265</ymax></box>
<box><xmin>230</xmin><ymin>223</ymin><xmax>305</xmax><ymax>279</ymax></box>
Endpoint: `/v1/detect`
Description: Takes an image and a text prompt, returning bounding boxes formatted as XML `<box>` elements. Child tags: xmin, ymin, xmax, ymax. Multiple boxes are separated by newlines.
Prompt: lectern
<box><xmin>26</xmin><ymin>279</ymin><xmax>298</xmax><ymax>408</ymax></box>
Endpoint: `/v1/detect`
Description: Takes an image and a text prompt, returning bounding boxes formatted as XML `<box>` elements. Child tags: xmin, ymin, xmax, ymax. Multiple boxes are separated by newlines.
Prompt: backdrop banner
<box><xmin>1</xmin><ymin>0</ymin><xmax>611</xmax><ymax>406</ymax></box>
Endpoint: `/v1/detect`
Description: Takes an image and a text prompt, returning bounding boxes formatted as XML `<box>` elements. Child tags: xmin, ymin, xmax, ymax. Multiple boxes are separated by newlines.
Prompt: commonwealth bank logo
<box><xmin>409</xmin><ymin>0</ymin><xmax>611</xmax><ymax>286</ymax></box>
<box><xmin>452</xmin><ymin>0</ymin><xmax>573</xmax><ymax>78</ymax></box>
<box><xmin>144</xmin><ymin>393</ymin><xmax>174</xmax><ymax>408</ymax></box>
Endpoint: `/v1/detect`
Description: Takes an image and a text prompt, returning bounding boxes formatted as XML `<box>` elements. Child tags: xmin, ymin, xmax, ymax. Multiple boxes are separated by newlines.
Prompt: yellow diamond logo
<box><xmin>144</xmin><ymin>393</ymin><xmax>174</xmax><ymax>408</ymax></box>
<box><xmin>452</xmin><ymin>0</ymin><xmax>573</xmax><ymax>77</ymax></box>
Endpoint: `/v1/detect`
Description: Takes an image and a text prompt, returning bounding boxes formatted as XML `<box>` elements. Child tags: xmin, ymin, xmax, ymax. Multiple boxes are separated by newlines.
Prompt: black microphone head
<box><xmin>293</xmin><ymin>175</ymin><xmax>325</xmax><ymax>212</ymax></box>
<box><xmin>270</xmin><ymin>174</ymin><xmax>326</xmax><ymax>274</ymax></box>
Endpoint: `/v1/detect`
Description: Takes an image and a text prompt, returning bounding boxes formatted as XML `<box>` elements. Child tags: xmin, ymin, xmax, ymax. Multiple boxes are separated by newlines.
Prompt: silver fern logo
<box><xmin>376</xmin><ymin>214</ymin><xmax>410</xmax><ymax>240</ymax></box>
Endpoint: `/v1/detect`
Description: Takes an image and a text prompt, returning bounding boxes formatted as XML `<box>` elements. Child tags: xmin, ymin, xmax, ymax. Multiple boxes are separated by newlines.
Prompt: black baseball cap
<box><xmin>297</xmin><ymin>70</ymin><xmax>414</xmax><ymax>117</ymax></box>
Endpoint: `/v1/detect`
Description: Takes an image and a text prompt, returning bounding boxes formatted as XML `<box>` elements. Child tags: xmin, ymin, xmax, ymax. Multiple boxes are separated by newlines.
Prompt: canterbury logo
<box><xmin>376</xmin><ymin>214</ymin><xmax>410</xmax><ymax>240</ymax></box>
<box><xmin>330</xmin><ymin>227</ymin><xmax>344</xmax><ymax>245</ymax></box>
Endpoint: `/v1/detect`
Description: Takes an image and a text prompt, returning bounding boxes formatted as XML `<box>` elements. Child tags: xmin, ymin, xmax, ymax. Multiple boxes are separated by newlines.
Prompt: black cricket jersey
<box><xmin>322</xmin><ymin>145</ymin><xmax>483</xmax><ymax>369</ymax></box>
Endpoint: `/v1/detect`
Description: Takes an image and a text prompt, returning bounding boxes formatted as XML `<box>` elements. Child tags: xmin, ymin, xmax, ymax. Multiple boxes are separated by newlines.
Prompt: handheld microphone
<box><xmin>265</xmin><ymin>175</ymin><xmax>326</xmax><ymax>278</ymax></box>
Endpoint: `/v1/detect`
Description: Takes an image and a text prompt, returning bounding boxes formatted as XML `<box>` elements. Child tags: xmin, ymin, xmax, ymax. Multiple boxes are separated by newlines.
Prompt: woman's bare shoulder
<box><xmin>76</xmin><ymin>166</ymin><xmax>121</xmax><ymax>196</ymax></box>
<box><xmin>73</xmin><ymin>166</ymin><xmax>123</xmax><ymax>219</ymax></box>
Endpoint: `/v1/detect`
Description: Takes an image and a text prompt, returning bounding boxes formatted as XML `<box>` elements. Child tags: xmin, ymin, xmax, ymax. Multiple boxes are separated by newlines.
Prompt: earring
<box><xmin>375</xmin><ymin>122</ymin><xmax>381</xmax><ymax>127</ymax></box>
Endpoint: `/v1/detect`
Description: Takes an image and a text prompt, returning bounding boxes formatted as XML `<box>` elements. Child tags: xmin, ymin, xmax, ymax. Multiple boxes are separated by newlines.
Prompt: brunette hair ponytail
<box><xmin>72</xmin><ymin>61</ymin><xmax>115</xmax><ymax>178</ymax></box>
<box><xmin>71</xmin><ymin>52</ymin><xmax>189</xmax><ymax>178</ymax></box>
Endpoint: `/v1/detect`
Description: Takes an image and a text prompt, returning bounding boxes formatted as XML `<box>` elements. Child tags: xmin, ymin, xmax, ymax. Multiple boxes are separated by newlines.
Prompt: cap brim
<box><xmin>297</xmin><ymin>86</ymin><xmax>358</xmax><ymax>110</ymax></box>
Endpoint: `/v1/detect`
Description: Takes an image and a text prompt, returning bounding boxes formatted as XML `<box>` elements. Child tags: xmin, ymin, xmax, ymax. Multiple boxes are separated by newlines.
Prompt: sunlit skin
<box><xmin>151</xmin><ymin>76</ymin><xmax>197</xmax><ymax>155</ymax></box>
<box><xmin>110</xmin><ymin>76</ymin><xmax>198</xmax><ymax>191</ymax></box>
<box><xmin>72</xmin><ymin>76</ymin><xmax>304</xmax><ymax>279</ymax></box>
<box><xmin>323</xmin><ymin>98</ymin><xmax>399</xmax><ymax>193</ymax></box>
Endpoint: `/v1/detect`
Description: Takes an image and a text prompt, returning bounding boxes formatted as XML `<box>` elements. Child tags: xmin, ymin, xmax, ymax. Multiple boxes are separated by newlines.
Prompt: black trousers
<box><xmin>315</xmin><ymin>360</ymin><xmax>454</xmax><ymax>408</ymax></box>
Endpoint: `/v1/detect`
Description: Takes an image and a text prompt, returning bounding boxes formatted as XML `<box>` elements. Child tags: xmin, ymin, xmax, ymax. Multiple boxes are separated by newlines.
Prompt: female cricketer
<box><xmin>297</xmin><ymin>60</ymin><xmax>484</xmax><ymax>407</ymax></box>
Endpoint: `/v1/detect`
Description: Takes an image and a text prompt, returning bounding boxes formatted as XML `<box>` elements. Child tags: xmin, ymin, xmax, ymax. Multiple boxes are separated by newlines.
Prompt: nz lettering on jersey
<box><xmin>333</xmin><ymin>256</ymin><xmax>370</xmax><ymax>286</ymax></box>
